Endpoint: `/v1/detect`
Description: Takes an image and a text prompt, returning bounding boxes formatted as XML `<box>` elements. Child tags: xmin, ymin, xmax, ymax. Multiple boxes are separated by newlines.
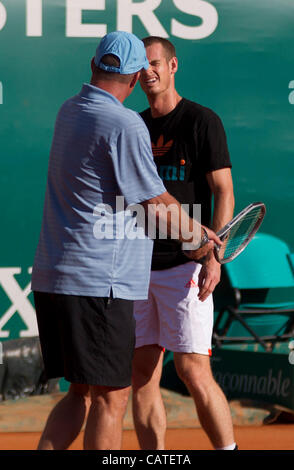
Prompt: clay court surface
<box><xmin>0</xmin><ymin>390</ymin><xmax>293</xmax><ymax>451</ymax></box>
<box><xmin>0</xmin><ymin>425</ymin><xmax>294</xmax><ymax>451</ymax></box>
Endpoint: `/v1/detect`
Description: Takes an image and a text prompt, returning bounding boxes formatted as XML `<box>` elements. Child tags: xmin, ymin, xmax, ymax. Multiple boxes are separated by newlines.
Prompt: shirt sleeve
<box><xmin>198</xmin><ymin>112</ymin><xmax>232</xmax><ymax>173</ymax></box>
<box><xmin>110</xmin><ymin>116</ymin><xmax>166</xmax><ymax>207</ymax></box>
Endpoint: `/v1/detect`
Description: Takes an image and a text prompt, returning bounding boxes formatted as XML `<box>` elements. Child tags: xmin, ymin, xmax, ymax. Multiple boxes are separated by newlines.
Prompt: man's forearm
<box><xmin>141</xmin><ymin>191</ymin><xmax>202</xmax><ymax>247</ymax></box>
<box><xmin>206</xmin><ymin>168</ymin><xmax>235</xmax><ymax>233</ymax></box>
<box><xmin>212</xmin><ymin>189</ymin><xmax>235</xmax><ymax>233</ymax></box>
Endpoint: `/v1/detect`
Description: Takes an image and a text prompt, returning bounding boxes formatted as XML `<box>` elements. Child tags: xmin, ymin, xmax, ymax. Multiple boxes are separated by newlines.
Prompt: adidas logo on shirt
<box><xmin>152</xmin><ymin>135</ymin><xmax>173</xmax><ymax>157</ymax></box>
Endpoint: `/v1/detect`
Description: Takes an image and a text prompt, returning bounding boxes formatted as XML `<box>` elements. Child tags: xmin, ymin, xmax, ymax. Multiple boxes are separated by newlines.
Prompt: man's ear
<box><xmin>169</xmin><ymin>56</ymin><xmax>178</xmax><ymax>75</ymax></box>
<box><xmin>130</xmin><ymin>71</ymin><xmax>140</xmax><ymax>89</ymax></box>
<box><xmin>91</xmin><ymin>57</ymin><xmax>96</xmax><ymax>73</ymax></box>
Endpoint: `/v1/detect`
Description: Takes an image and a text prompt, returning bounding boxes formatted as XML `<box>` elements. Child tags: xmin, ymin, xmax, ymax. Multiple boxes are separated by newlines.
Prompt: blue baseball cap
<box><xmin>94</xmin><ymin>31</ymin><xmax>149</xmax><ymax>75</ymax></box>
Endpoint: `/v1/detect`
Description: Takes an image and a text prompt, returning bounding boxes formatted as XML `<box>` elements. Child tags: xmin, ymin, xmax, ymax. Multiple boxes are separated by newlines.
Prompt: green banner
<box><xmin>211</xmin><ymin>346</ymin><xmax>294</xmax><ymax>411</ymax></box>
<box><xmin>161</xmin><ymin>344</ymin><xmax>294</xmax><ymax>412</ymax></box>
<box><xmin>0</xmin><ymin>0</ymin><xmax>294</xmax><ymax>339</ymax></box>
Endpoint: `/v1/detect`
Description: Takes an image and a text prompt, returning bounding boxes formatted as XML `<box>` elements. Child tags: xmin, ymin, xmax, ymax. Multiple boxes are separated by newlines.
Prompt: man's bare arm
<box><xmin>207</xmin><ymin>168</ymin><xmax>235</xmax><ymax>233</ymax></box>
<box><xmin>141</xmin><ymin>191</ymin><xmax>221</xmax><ymax>261</ymax></box>
<box><xmin>198</xmin><ymin>168</ymin><xmax>235</xmax><ymax>301</ymax></box>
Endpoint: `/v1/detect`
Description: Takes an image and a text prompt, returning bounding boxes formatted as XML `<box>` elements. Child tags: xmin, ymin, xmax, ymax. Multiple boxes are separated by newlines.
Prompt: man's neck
<box><xmin>90</xmin><ymin>78</ymin><xmax>128</xmax><ymax>103</ymax></box>
<box><xmin>148</xmin><ymin>89</ymin><xmax>182</xmax><ymax>118</ymax></box>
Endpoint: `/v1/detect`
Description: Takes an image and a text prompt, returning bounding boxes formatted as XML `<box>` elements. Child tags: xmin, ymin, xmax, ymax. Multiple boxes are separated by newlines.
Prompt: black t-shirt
<box><xmin>140</xmin><ymin>98</ymin><xmax>232</xmax><ymax>271</ymax></box>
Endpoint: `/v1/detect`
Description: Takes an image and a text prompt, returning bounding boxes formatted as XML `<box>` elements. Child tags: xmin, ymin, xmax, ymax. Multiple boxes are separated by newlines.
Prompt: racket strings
<box><xmin>219</xmin><ymin>208</ymin><xmax>263</xmax><ymax>261</ymax></box>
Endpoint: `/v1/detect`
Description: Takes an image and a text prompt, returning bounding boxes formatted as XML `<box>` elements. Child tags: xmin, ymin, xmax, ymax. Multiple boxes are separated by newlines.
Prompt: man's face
<box><xmin>139</xmin><ymin>42</ymin><xmax>176</xmax><ymax>97</ymax></box>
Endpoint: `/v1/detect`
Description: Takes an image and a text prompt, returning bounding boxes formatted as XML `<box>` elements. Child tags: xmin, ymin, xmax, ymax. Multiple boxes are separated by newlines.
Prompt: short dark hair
<box><xmin>100</xmin><ymin>53</ymin><xmax>121</xmax><ymax>69</ymax></box>
<box><xmin>92</xmin><ymin>54</ymin><xmax>135</xmax><ymax>83</ymax></box>
<box><xmin>141</xmin><ymin>36</ymin><xmax>176</xmax><ymax>61</ymax></box>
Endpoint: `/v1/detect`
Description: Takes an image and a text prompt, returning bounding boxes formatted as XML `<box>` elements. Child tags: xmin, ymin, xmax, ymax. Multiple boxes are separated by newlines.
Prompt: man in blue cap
<box><xmin>31</xmin><ymin>31</ymin><xmax>219</xmax><ymax>450</ymax></box>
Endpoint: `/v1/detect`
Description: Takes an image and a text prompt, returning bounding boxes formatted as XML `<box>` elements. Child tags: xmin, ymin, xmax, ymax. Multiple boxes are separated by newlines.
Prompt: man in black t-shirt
<box><xmin>132</xmin><ymin>37</ymin><xmax>237</xmax><ymax>450</ymax></box>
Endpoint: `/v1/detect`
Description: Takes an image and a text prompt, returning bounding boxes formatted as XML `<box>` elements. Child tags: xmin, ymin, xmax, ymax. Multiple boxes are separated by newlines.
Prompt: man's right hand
<box><xmin>182</xmin><ymin>226</ymin><xmax>222</xmax><ymax>262</ymax></box>
<box><xmin>141</xmin><ymin>192</ymin><xmax>222</xmax><ymax>261</ymax></box>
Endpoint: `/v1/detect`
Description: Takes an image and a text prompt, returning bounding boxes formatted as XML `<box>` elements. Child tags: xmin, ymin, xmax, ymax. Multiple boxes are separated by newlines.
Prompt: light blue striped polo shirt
<box><xmin>31</xmin><ymin>84</ymin><xmax>166</xmax><ymax>299</ymax></box>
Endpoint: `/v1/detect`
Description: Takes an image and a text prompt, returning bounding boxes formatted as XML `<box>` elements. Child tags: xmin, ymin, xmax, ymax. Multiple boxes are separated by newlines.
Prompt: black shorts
<box><xmin>33</xmin><ymin>292</ymin><xmax>135</xmax><ymax>388</ymax></box>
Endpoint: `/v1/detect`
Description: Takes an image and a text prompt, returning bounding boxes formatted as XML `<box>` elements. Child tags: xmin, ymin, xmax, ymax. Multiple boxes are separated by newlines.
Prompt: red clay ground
<box><xmin>0</xmin><ymin>425</ymin><xmax>293</xmax><ymax>451</ymax></box>
<box><xmin>0</xmin><ymin>390</ymin><xmax>293</xmax><ymax>451</ymax></box>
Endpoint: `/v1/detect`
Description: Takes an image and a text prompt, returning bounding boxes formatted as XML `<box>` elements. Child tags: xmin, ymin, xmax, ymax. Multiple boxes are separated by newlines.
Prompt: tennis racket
<box><xmin>213</xmin><ymin>202</ymin><xmax>266</xmax><ymax>264</ymax></box>
<box><xmin>182</xmin><ymin>202</ymin><xmax>266</xmax><ymax>264</ymax></box>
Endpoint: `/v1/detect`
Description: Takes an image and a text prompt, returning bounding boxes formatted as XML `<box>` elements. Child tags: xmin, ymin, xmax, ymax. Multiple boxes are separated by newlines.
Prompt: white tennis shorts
<box><xmin>134</xmin><ymin>261</ymin><xmax>213</xmax><ymax>355</ymax></box>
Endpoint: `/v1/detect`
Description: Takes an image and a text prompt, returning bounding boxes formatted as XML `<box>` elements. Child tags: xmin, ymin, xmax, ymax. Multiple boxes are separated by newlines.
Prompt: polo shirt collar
<box><xmin>79</xmin><ymin>83</ymin><xmax>123</xmax><ymax>106</ymax></box>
